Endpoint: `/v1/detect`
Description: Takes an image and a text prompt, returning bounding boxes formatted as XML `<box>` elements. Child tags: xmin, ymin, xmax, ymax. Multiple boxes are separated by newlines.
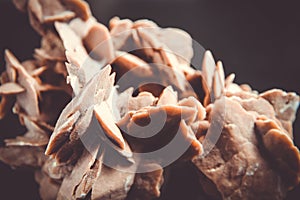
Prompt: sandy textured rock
<box><xmin>91</xmin><ymin>165</ymin><xmax>134</xmax><ymax>200</ymax></box>
<box><xmin>0</xmin><ymin>146</ymin><xmax>46</xmax><ymax>168</ymax></box>
<box><xmin>193</xmin><ymin>97</ymin><xmax>293</xmax><ymax>199</ymax></box>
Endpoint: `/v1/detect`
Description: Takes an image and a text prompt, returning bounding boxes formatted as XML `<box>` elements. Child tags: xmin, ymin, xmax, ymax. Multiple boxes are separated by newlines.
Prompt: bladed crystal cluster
<box><xmin>0</xmin><ymin>0</ymin><xmax>299</xmax><ymax>199</ymax></box>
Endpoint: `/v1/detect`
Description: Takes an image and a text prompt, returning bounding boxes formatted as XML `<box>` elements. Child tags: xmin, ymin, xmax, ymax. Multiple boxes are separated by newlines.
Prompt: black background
<box><xmin>0</xmin><ymin>0</ymin><xmax>299</xmax><ymax>199</ymax></box>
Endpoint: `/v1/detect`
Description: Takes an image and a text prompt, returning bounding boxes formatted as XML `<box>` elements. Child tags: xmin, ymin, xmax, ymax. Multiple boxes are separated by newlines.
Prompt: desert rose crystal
<box><xmin>0</xmin><ymin>0</ymin><xmax>299</xmax><ymax>200</ymax></box>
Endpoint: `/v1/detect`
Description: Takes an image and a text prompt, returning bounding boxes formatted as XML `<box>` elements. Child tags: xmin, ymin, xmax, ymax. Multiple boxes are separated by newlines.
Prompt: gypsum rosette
<box><xmin>0</xmin><ymin>0</ymin><xmax>299</xmax><ymax>200</ymax></box>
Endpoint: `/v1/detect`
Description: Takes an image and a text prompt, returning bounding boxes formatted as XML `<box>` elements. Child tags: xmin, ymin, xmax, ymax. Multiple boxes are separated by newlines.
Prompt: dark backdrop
<box><xmin>0</xmin><ymin>0</ymin><xmax>299</xmax><ymax>199</ymax></box>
